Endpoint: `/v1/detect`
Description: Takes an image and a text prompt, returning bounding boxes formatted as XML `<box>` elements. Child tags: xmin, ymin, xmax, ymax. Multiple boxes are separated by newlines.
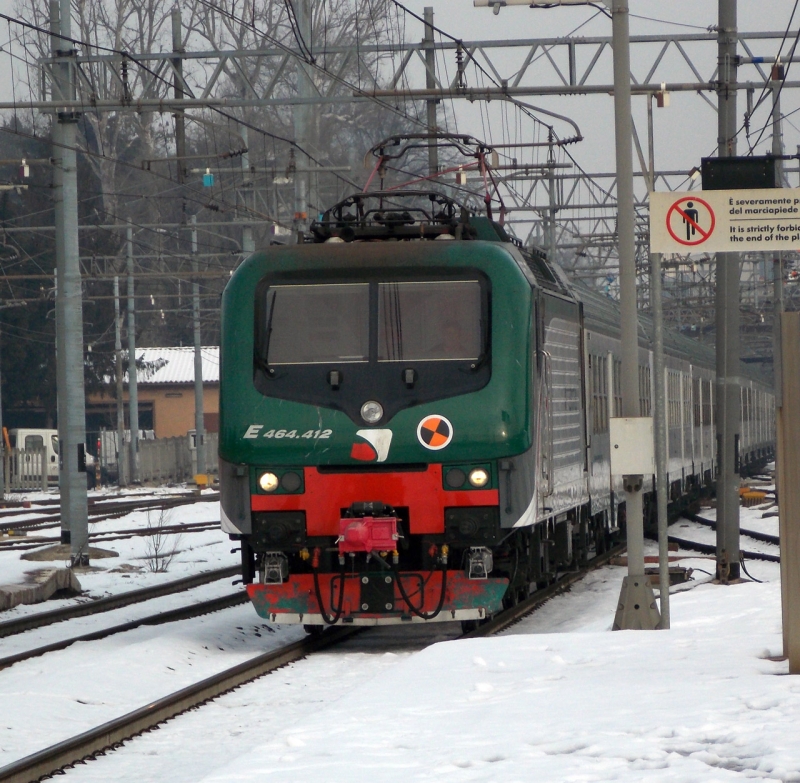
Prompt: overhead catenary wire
<box><xmin>0</xmin><ymin>7</ymin><xmax>371</xmax><ymax>215</ymax></box>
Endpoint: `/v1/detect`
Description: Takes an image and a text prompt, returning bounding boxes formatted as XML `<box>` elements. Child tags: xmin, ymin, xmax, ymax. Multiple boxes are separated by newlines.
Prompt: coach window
<box><xmin>702</xmin><ymin>380</ymin><xmax>712</xmax><ymax>426</ymax></box>
<box><xmin>668</xmin><ymin>371</ymin><xmax>681</xmax><ymax>428</ymax></box>
<box><xmin>639</xmin><ymin>365</ymin><xmax>652</xmax><ymax>417</ymax></box>
<box><xmin>683</xmin><ymin>375</ymin><xmax>692</xmax><ymax>430</ymax></box>
<box><xmin>590</xmin><ymin>354</ymin><xmax>608</xmax><ymax>434</ymax></box>
<box><xmin>612</xmin><ymin>360</ymin><xmax>622</xmax><ymax>417</ymax></box>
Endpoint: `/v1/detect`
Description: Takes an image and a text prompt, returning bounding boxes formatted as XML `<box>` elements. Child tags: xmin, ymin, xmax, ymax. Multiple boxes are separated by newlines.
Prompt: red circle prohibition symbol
<box><xmin>666</xmin><ymin>196</ymin><xmax>716</xmax><ymax>246</ymax></box>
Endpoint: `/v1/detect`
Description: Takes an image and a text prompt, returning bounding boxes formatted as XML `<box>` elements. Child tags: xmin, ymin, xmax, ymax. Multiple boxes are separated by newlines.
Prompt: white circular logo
<box><xmin>416</xmin><ymin>415</ymin><xmax>453</xmax><ymax>450</ymax></box>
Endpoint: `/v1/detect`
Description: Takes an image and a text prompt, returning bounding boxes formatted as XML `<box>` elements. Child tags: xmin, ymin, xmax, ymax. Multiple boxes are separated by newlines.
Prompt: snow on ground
<box><xmin>0</xmin><ymin>487</ymin><xmax>310</xmax><ymax>766</ymax></box>
<box><xmin>0</xmin><ymin>601</ymin><xmax>306</xmax><ymax>765</ymax></box>
<box><xmin>196</xmin><ymin>561</ymin><xmax>797</xmax><ymax>783</ymax></box>
<box><xmin>32</xmin><ymin>549</ymin><xmax>794</xmax><ymax>783</ymax></box>
<box><xmin>2</xmin><ymin>486</ymin><xmax>798</xmax><ymax>782</ymax></box>
<box><xmin>0</xmin><ymin>489</ymin><xmax>230</xmax><ymax>621</ymax></box>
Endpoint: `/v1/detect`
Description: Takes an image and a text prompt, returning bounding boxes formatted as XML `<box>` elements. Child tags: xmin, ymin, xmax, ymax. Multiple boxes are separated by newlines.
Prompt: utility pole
<box><xmin>651</xmin><ymin>248</ymin><xmax>669</xmax><ymax>628</ymax></box>
<box><xmin>51</xmin><ymin>0</ymin><xmax>89</xmax><ymax>565</ymax></box>
<box><xmin>191</xmin><ymin>214</ymin><xmax>206</xmax><ymax>478</ymax></box>
<box><xmin>423</xmin><ymin>7</ymin><xmax>439</xmax><ymax>176</ymax></box>
<box><xmin>611</xmin><ymin>0</ymin><xmax>659</xmax><ymax>630</ymax></box>
<box><xmin>240</xmin><ymin>125</ymin><xmax>255</xmax><ymax>257</ymax></box>
<box><xmin>126</xmin><ymin>221</ymin><xmax>139</xmax><ymax>483</ymax></box>
<box><xmin>172</xmin><ymin>9</ymin><xmax>186</xmax><ymax>187</ymax></box>
<box><xmin>547</xmin><ymin>132</ymin><xmax>557</xmax><ymax>262</ymax></box>
<box><xmin>771</xmin><ymin>61</ymin><xmax>787</xmax><ymax>655</ymax></box>
<box><xmin>114</xmin><ymin>277</ymin><xmax>126</xmax><ymax>486</ymax></box>
<box><xmin>715</xmin><ymin>0</ymin><xmax>741</xmax><ymax>583</ymax></box>
<box><xmin>647</xmin><ymin>93</ymin><xmax>670</xmax><ymax>629</ymax></box>
<box><xmin>293</xmin><ymin>0</ymin><xmax>313</xmax><ymax>238</ymax></box>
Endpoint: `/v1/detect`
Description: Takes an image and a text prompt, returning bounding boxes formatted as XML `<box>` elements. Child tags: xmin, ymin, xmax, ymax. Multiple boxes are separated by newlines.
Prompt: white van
<box><xmin>7</xmin><ymin>428</ymin><xmax>59</xmax><ymax>482</ymax></box>
<box><xmin>7</xmin><ymin>428</ymin><xmax>95</xmax><ymax>487</ymax></box>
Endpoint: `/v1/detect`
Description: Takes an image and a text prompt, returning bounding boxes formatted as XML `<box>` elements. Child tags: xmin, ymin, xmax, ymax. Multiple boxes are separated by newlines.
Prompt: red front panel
<box><xmin>247</xmin><ymin>571</ymin><xmax>508</xmax><ymax>619</ymax></box>
<box><xmin>251</xmin><ymin>465</ymin><xmax>498</xmax><ymax>535</ymax></box>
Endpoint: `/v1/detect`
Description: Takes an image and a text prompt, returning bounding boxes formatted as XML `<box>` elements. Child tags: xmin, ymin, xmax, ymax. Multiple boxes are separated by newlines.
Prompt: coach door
<box><xmin>539</xmin><ymin>293</ymin><xmax>587</xmax><ymax>515</ymax></box>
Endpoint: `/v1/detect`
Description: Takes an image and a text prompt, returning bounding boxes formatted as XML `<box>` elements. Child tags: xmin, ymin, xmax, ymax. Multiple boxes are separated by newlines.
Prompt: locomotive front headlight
<box><xmin>360</xmin><ymin>400</ymin><xmax>384</xmax><ymax>424</ymax></box>
<box><xmin>258</xmin><ymin>471</ymin><xmax>280</xmax><ymax>492</ymax></box>
<box><xmin>468</xmin><ymin>468</ymin><xmax>490</xmax><ymax>488</ymax></box>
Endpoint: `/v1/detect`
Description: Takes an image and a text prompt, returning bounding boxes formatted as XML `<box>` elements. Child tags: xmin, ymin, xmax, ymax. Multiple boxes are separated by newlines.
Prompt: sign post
<box><xmin>778</xmin><ymin>312</ymin><xmax>800</xmax><ymax>674</ymax></box>
<box><xmin>650</xmin><ymin>188</ymin><xmax>800</xmax><ymax>254</ymax></box>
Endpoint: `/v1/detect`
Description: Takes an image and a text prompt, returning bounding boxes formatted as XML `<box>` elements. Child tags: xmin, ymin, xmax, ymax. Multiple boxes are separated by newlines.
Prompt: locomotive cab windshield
<box><xmin>253</xmin><ymin>270</ymin><xmax>491</xmax><ymax>424</ymax></box>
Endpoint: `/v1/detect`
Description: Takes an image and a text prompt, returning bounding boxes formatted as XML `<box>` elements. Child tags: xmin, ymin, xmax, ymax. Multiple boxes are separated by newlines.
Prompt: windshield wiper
<box><xmin>255</xmin><ymin>289</ymin><xmax>278</xmax><ymax>374</ymax></box>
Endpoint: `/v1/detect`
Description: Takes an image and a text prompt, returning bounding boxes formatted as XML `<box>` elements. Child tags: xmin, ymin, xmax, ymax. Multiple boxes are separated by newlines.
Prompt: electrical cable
<box><xmin>748</xmin><ymin>25</ymin><xmax>800</xmax><ymax>152</ymax></box>
<box><xmin>739</xmin><ymin>554</ymin><xmax>764</xmax><ymax>583</ymax></box>
<box><xmin>0</xmin><ymin>8</ymin><xmax>369</xmax><ymax>209</ymax></box>
<box><xmin>312</xmin><ymin>564</ymin><xmax>347</xmax><ymax>625</ymax></box>
<box><xmin>391</xmin><ymin>560</ymin><xmax>447</xmax><ymax>620</ymax></box>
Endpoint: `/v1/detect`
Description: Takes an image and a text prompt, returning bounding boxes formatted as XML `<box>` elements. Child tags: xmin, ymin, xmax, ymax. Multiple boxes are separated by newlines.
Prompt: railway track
<box><xmin>0</xmin><ymin>565</ymin><xmax>239</xmax><ymax>639</ymax></box>
<box><xmin>665</xmin><ymin>510</ymin><xmax>781</xmax><ymax>564</ymax></box>
<box><xmin>682</xmin><ymin>510</ymin><xmax>779</xmax><ymax>546</ymax></box>
<box><xmin>0</xmin><ymin>493</ymin><xmax>220</xmax><ymax>536</ymax></box>
<box><xmin>0</xmin><ymin>541</ymin><xmax>626</xmax><ymax>783</ymax></box>
<box><xmin>666</xmin><ymin>534</ymin><xmax>781</xmax><ymax>563</ymax></box>
<box><xmin>0</xmin><ymin>591</ymin><xmax>248</xmax><ymax>673</ymax></box>
<box><xmin>0</xmin><ymin>519</ymin><xmax>222</xmax><ymax>552</ymax></box>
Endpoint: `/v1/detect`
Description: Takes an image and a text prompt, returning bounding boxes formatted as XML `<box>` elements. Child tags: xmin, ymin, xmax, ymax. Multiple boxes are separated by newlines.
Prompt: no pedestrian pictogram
<box><xmin>666</xmin><ymin>196</ymin><xmax>716</xmax><ymax>246</ymax></box>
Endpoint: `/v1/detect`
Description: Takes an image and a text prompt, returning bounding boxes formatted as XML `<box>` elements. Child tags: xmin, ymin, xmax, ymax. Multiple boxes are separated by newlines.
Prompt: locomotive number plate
<box><xmin>243</xmin><ymin>425</ymin><xmax>332</xmax><ymax>440</ymax></box>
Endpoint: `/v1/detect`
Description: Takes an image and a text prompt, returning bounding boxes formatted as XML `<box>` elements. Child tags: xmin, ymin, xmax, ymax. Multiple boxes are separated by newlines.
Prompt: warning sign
<box><xmin>417</xmin><ymin>415</ymin><xmax>453</xmax><ymax>450</ymax></box>
<box><xmin>650</xmin><ymin>188</ymin><xmax>800</xmax><ymax>253</ymax></box>
<box><xmin>665</xmin><ymin>197</ymin><xmax>715</xmax><ymax>246</ymax></box>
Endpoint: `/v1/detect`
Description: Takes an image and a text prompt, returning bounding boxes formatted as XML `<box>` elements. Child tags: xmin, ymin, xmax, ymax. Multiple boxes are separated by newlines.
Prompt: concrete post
<box><xmin>172</xmin><ymin>9</ymin><xmax>185</xmax><ymax>186</ymax></box>
<box><xmin>771</xmin><ymin>66</ymin><xmax>787</xmax><ymax>656</ymax></box>
<box><xmin>240</xmin><ymin>125</ymin><xmax>255</xmax><ymax>257</ymax></box>
<box><xmin>423</xmin><ymin>7</ymin><xmax>439</xmax><ymax>177</ymax></box>
<box><xmin>191</xmin><ymin>214</ymin><xmax>206</xmax><ymax>477</ymax></box>
<box><xmin>611</xmin><ymin>0</ymin><xmax>659</xmax><ymax>630</ymax></box>
<box><xmin>114</xmin><ymin>276</ymin><xmax>126</xmax><ymax>486</ymax></box>
<box><xmin>778</xmin><ymin>312</ymin><xmax>800</xmax><ymax>673</ymax></box>
<box><xmin>126</xmin><ymin>221</ymin><xmax>139</xmax><ymax>483</ymax></box>
<box><xmin>293</xmin><ymin>0</ymin><xmax>313</xmax><ymax>237</ymax></box>
<box><xmin>715</xmin><ymin>0</ymin><xmax>741</xmax><ymax>583</ymax></box>
<box><xmin>52</xmin><ymin>0</ymin><xmax>89</xmax><ymax>565</ymax></box>
<box><xmin>646</xmin><ymin>92</ymin><xmax>669</xmax><ymax>626</ymax></box>
<box><xmin>651</xmin><ymin>251</ymin><xmax>670</xmax><ymax>628</ymax></box>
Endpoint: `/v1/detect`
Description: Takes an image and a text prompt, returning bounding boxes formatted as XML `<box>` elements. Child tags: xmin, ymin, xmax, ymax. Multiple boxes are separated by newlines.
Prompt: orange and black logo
<box><xmin>417</xmin><ymin>415</ymin><xmax>453</xmax><ymax>451</ymax></box>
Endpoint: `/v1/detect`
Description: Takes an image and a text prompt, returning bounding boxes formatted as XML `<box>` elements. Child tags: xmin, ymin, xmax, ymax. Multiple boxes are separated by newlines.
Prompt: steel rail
<box><xmin>0</xmin><ymin>592</ymin><xmax>249</xmax><ymax>673</ymax></box>
<box><xmin>0</xmin><ymin>494</ymin><xmax>220</xmax><ymax>535</ymax></box>
<box><xmin>0</xmin><ymin>626</ymin><xmax>358</xmax><ymax>783</ymax></box>
<box><xmin>681</xmin><ymin>510</ymin><xmax>779</xmax><ymax>546</ymax></box>
<box><xmin>466</xmin><ymin>542</ymin><xmax>628</xmax><ymax>638</ymax></box>
<box><xmin>0</xmin><ymin>520</ymin><xmax>222</xmax><ymax>552</ymax></box>
<box><xmin>0</xmin><ymin>566</ymin><xmax>239</xmax><ymax>638</ymax></box>
<box><xmin>0</xmin><ymin>539</ymin><xmax>629</xmax><ymax>781</ymax></box>
<box><xmin>666</xmin><ymin>535</ymin><xmax>780</xmax><ymax>563</ymax></box>
<box><xmin>0</xmin><ymin>492</ymin><xmax>206</xmax><ymax>520</ymax></box>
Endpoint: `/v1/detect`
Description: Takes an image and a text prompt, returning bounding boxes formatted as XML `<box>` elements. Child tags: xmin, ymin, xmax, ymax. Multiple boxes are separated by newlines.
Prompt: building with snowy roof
<box><xmin>87</xmin><ymin>346</ymin><xmax>219</xmax><ymax>439</ymax></box>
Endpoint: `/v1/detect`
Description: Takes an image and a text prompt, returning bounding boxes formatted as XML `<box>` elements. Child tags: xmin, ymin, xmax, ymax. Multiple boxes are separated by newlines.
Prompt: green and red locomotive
<box><xmin>219</xmin><ymin>135</ymin><xmax>774</xmax><ymax>630</ymax></box>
